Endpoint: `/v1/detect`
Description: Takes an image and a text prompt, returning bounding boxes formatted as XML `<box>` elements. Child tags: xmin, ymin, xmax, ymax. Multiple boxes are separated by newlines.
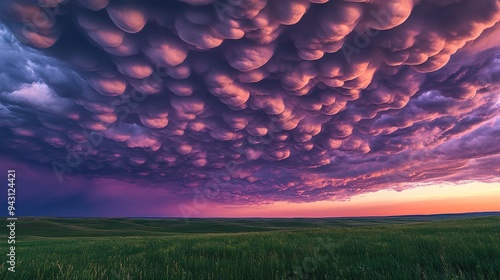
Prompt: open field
<box><xmin>1</xmin><ymin>214</ymin><xmax>499</xmax><ymax>279</ymax></box>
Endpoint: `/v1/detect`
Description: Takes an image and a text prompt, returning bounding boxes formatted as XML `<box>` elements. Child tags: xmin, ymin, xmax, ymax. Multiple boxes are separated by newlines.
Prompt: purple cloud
<box><xmin>0</xmin><ymin>0</ymin><xmax>498</xmax><ymax>207</ymax></box>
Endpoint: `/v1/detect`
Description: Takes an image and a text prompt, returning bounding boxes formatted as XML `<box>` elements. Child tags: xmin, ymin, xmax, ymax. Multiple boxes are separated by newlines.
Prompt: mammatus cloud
<box><xmin>0</xmin><ymin>0</ymin><xmax>499</xmax><ymax>204</ymax></box>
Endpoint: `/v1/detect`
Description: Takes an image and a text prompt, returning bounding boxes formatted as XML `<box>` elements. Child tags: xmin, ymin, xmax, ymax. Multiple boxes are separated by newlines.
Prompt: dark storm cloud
<box><xmin>0</xmin><ymin>0</ymin><xmax>498</xmax><ymax>204</ymax></box>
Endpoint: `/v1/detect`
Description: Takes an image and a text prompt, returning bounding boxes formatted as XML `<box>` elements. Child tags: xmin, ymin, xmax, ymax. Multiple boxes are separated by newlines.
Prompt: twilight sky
<box><xmin>0</xmin><ymin>0</ymin><xmax>499</xmax><ymax>217</ymax></box>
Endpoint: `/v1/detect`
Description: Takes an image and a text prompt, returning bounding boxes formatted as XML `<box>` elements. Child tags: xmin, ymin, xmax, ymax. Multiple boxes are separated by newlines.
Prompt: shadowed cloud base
<box><xmin>0</xmin><ymin>0</ymin><xmax>498</xmax><ymax>215</ymax></box>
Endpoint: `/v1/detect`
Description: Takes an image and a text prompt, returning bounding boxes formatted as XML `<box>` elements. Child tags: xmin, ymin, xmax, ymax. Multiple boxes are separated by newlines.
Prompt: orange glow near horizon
<box><xmin>200</xmin><ymin>181</ymin><xmax>500</xmax><ymax>218</ymax></box>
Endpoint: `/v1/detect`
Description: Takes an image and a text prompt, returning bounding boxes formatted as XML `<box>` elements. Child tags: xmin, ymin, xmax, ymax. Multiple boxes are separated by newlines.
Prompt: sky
<box><xmin>0</xmin><ymin>0</ymin><xmax>499</xmax><ymax>218</ymax></box>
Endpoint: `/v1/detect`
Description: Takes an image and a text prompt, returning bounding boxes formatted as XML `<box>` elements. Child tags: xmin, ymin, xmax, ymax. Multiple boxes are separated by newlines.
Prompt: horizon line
<box><xmin>9</xmin><ymin>211</ymin><xmax>500</xmax><ymax>219</ymax></box>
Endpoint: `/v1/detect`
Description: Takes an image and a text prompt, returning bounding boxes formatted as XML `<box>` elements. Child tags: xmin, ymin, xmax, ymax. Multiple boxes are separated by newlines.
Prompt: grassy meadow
<box><xmin>1</xmin><ymin>214</ymin><xmax>499</xmax><ymax>279</ymax></box>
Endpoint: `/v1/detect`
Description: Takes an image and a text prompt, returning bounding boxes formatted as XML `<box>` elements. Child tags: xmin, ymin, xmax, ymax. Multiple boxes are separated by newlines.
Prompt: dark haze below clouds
<box><xmin>0</xmin><ymin>0</ymin><xmax>498</xmax><ymax>205</ymax></box>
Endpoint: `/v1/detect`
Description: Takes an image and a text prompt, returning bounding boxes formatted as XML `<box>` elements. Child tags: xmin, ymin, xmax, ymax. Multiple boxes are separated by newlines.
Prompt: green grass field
<box><xmin>1</xmin><ymin>215</ymin><xmax>499</xmax><ymax>279</ymax></box>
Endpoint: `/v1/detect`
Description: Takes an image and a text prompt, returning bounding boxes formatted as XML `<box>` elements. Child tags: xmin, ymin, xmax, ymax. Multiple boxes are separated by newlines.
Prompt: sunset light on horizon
<box><xmin>197</xmin><ymin>182</ymin><xmax>500</xmax><ymax>218</ymax></box>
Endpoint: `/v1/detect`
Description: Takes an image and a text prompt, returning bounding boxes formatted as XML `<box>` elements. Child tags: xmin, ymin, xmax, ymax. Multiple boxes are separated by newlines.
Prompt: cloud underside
<box><xmin>0</xmin><ymin>0</ymin><xmax>499</xmax><ymax>203</ymax></box>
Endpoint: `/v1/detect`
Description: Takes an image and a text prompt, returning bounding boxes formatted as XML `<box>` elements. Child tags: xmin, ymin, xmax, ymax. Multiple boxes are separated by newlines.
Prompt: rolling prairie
<box><xmin>1</xmin><ymin>214</ymin><xmax>499</xmax><ymax>279</ymax></box>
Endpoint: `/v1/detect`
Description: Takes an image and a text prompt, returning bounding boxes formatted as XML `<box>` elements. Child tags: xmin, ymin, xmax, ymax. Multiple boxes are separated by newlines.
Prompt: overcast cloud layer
<box><xmin>0</xmin><ymin>0</ymin><xmax>499</xmax><ymax>205</ymax></box>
